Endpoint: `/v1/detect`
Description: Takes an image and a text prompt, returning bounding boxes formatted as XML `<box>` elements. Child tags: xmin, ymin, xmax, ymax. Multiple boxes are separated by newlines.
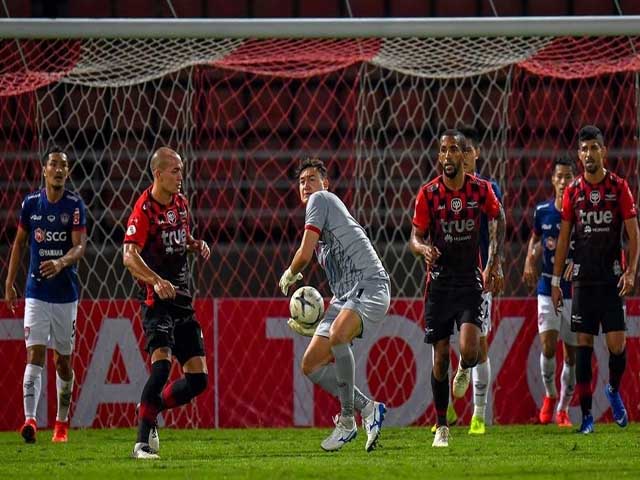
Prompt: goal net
<box><xmin>0</xmin><ymin>22</ymin><xmax>639</xmax><ymax>429</ymax></box>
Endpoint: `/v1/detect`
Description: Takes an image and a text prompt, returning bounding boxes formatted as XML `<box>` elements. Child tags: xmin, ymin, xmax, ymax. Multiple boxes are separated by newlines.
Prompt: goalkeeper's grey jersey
<box><xmin>304</xmin><ymin>190</ymin><xmax>387</xmax><ymax>300</ymax></box>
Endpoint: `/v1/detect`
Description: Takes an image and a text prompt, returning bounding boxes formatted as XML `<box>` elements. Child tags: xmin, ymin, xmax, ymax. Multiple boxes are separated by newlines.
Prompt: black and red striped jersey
<box><xmin>412</xmin><ymin>173</ymin><xmax>501</xmax><ymax>286</ymax></box>
<box><xmin>124</xmin><ymin>187</ymin><xmax>192</xmax><ymax>306</ymax></box>
<box><xmin>561</xmin><ymin>171</ymin><xmax>637</xmax><ymax>286</ymax></box>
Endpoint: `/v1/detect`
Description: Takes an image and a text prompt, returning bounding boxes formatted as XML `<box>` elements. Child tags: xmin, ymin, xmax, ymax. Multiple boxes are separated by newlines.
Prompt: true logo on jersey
<box><xmin>73</xmin><ymin>208</ymin><xmax>80</xmax><ymax>226</ymax></box>
<box><xmin>589</xmin><ymin>190</ymin><xmax>601</xmax><ymax>204</ymax></box>
<box><xmin>60</xmin><ymin>213</ymin><xmax>70</xmax><ymax>225</ymax></box>
<box><xmin>34</xmin><ymin>228</ymin><xmax>68</xmax><ymax>243</ymax></box>
<box><xmin>441</xmin><ymin>218</ymin><xmax>475</xmax><ymax>234</ymax></box>
<box><xmin>167</xmin><ymin>210</ymin><xmax>177</xmax><ymax>225</ymax></box>
<box><xmin>47</xmin><ymin>215</ymin><xmax>56</xmax><ymax>222</ymax></box>
<box><xmin>579</xmin><ymin>209</ymin><xmax>612</xmax><ymax>226</ymax></box>
<box><xmin>451</xmin><ymin>198</ymin><xmax>462</xmax><ymax>213</ymax></box>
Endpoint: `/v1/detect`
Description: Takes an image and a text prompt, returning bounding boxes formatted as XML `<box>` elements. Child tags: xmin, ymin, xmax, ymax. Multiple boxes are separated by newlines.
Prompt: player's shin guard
<box><xmin>575</xmin><ymin>346</ymin><xmax>593</xmax><ymax>416</ymax></box>
<box><xmin>540</xmin><ymin>353</ymin><xmax>557</xmax><ymax>397</ymax></box>
<box><xmin>558</xmin><ymin>362</ymin><xmax>575</xmax><ymax>412</ymax></box>
<box><xmin>56</xmin><ymin>371</ymin><xmax>74</xmax><ymax>422</ymax></box>
<box><xmin>331</xmin><ymin>344</ymin><xmax>356</xmax><ymax>421</ymax></box>
<box><xmin>23</xmin><ymin>363</ymin><xmax>43</xmax><ymax>420</ymax></box>
<box><xmin>161</xmin><ymin>373</ymin><xmax>208</xmax><ymax>410</ymax></box>
<box><xmin>608</xmin><ymin>348</ymin><xmax>626</xmax><ymax>393</ymax></box>
<box><xmin>137</xmin><ymin>359</ymin><xmax>171</xmax><ymax>444</ymax></box>
<box><xmin>431</xmin><ymin>371</ymin><xmax>449</xmax><ymax>427</ymax></box>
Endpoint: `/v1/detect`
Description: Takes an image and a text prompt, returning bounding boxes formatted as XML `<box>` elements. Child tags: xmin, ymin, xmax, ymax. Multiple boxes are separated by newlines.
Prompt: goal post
<box><xmin>0</xmin><ymin>18</ymin><xmax>639</xmax><ymax>430</ymax></box>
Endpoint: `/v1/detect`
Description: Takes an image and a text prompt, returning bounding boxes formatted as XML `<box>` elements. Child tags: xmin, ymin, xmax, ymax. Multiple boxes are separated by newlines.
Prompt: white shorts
<box><xmin>480</xmin><ymin>291</ymin><xmax>492</xmax><ymax>337</ymax></box>
<box><xmin>315</xmin><ymin>273</ymin><xmax>390</xmax><ymax>339</ymax></box>
<box><xmin>537</xmin><ymin>294</ymin><xmax>576</xmax><ymax>346</ymax></box>
<box><xmin>24</xmin><ymin>298</ymin><xmax>78</xmax><ymax>355</ymax></box>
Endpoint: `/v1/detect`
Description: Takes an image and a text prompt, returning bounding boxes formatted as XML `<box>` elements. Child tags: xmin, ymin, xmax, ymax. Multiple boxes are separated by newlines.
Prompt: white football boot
<box><xmin>362</xmin><ymin>402</ymin><xmax>387</xmax><ymax>452</ymax></box>
<box><xmin>321</xmin><ymin>415</ymin><xmax>358</xmax><ymax>452</ymax></box>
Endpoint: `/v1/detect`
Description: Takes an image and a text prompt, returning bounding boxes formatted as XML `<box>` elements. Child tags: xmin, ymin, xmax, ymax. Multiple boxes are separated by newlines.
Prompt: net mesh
<box><xmin>0</xmin><ymin>34</ymin><xmax>639</xmax><ymax>429</ymax></box>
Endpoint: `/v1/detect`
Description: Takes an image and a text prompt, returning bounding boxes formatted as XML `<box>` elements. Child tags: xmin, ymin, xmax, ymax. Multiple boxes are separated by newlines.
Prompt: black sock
<box><xmin>576</xmin><ymin>346</ymin><xmax>593</xmax><ymax>416</ymax></box>
<box><xmin>608</xmin><ymin>348</ymin><xmax>626</xmax><ymax>393</ymax></box>
<box><xmin>161</xmin><ymin>373</ymin><xmax>208</xmax><ymax>410</ymax></box>
<box><xmin>137</xmin><ymin>359</ymin><xmax>171</xmax><ymax>444</ymax></box>
<box><xmin>431</xmin><ymin>371</ymin><xmax>449</xmax><ymax>427</ymax></box>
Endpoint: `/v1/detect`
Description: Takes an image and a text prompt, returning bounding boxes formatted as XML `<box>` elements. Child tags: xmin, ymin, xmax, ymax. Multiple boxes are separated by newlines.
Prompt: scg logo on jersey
<box><xmin>34</xmin><ymin>228</ymin><xmax>68</xmax><ymax>243</ymax></box>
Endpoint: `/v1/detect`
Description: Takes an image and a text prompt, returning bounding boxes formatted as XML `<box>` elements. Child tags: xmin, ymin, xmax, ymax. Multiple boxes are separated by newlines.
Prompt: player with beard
<box><xmin>410</xmin><ymin>130</ymin><xmax>505</xmax><ymax>447</ymax></box>
<box><xmin>552</xmin><ymin>126</ymin><xmax>639</xmax><ymax>434</ymax></box>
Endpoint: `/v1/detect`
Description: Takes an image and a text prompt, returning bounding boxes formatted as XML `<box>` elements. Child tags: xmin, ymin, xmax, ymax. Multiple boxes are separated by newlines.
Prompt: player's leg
<box><xmin>50</xmin><ymin>301</ymin><xmax>77</xmax><ymax>442</ymax></box>
<box><xmin>469</xmin><ymin>292</ymin><xmax>491</xmax><ymax>434</ymax></box>
<box><xmin>21</xmin><ymin>298</ymin><xmax>50</xmax><ymax>443</ymax></box>
<box><xmin>604</xmin><ymin>329</ymin><xmax>627</xmax><ymax>427</ymax></box>
<box><xmin>431</xmin><ymin>337</ymin><xmax>451</xmax><ymax>447</ymax></box>
<box><xmin>469</xmin><ymin>335</ymin><xmax>490</xmax><ymax>434</ymax></box>
<box><xmin>160</xmin><ymin>318</ymin><xmax>208</xmax><ymax>412</ymax></box>
<box><xmin>536</xmin><ymin>294</ymin><xmax>561</xmax><ymax>424</ymax></box>
<box><xmin>452</xmin><ymin>290</ymin><xmax>483</xmax><ymax>399</ymax></box>
<box><xmin>571</xmin><ymin>286</ymin><xmax>597</xmax><ymax>433</ymax></box>
<box><xmin>133</xmin><ymin>307</ymin><xmax>173</xmax><ymax>459</ymax></box>
<box><xmin>556</xmin><ymin>299</ymin><xmax>576</xmax><ymax>427</ymax></box>
<box><xmin>319</xmin><ymin>308</ymin><xmax>361</xmax><ymax>451</ymax></box>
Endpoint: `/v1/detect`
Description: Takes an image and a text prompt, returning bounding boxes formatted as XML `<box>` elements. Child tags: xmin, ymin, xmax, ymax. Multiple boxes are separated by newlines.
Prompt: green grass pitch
<box><xmin>1</xmin><ymin>425</ymin><xmax>639</xmax><ymax>479</ymax></box>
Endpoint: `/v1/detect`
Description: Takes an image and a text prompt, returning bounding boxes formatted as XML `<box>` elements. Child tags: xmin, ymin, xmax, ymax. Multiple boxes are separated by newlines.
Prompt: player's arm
<box><xmin>551</xmin><ymin>220</ymin><xmax>572</xmax><ymax>313</ymax></box>
<box><xmin>409</xmin><ymin>226</ymin><xmax>440</xmax><ymax>266</ymax></box>
<box><xmin>4</xmin><ymin>225</ymin><xmax>29</xmax><ymax>314</ymax></box>
<box><xmin>122</xmin><ymin>243</ymin><xmax>176</xmax><ymax>300</ymax></box>
<box><xmin>279</xmin><ymin>229</ymin><xmax>319</xmax><ymax>295</ymax></box>
<box><xmin>522</xmin><ymin>231</ymin><xmax>542</xmax><ymax>289</ymax></box>
<box><xmin>485</xmin><ymin>203</ymin><xmax>506</xmax><ymax>295</ymax></box>
<box><xmin>40</xmin><ymin>229</ymin><xmax>87</xmax><ymax>279</ymax></box>
<box><xmin>619</xmin><ymin>216</ymin><xmax>640</xmax><ymax>296</ymax></box>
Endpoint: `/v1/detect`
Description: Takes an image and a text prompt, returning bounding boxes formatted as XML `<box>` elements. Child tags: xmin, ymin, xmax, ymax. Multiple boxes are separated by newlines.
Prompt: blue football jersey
<box><xmin>533</xmin><ymin>200</ymin><xmax>572</xmax><ymax>298</ymax></box>
<box><xmin>478</xmin><ymin>175</ymin><xmax>503</xmax><ymax>269</ymax></box>
<box><xmin>19</xmin><ymin>189</ymin><xmax>86</xmax><ymax>303</ymax></box>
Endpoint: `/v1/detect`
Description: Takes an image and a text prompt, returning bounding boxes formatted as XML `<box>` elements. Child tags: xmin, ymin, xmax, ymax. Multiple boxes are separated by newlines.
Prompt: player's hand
<box><xmin>188</xmin><ymin>239</ymin><xmax>210</xmax><ymax>261</ymax></box>
<box><xmin>617</xmin><ymin>269</ymin><xmax>636</xmax><ymax>297</ymax></box>
<box><xmin>4</xmin><ymin>284</ymin><xmax>17</xmax><ymax>314</ymax></box>
<box><xmin>153</xmin><ymin>278</ymin><xmax>176</xmax><ymax>300</ymax></box>
<box><xmin>279</xmin><ymin>268</ymin><xmax>303</xmax><ymax>295</ymax></box>
<box><xmin>484</xmin><ymin>262</ymin><xmax>504</xmax><ymax>296</ymax></box>
<box><xmin>551</xmin><ymin>285</ymin><xmax>563</xmax><ymax>315</ymax></box>
<box><xmin>39</xmin><ymin>258</ymin><xmax>64</xmax><ymax>279</ymax></box>
<box><xmin>521</xmin><ymin>261</ymin><xmax>538</xmax><ymax>289</ymax></box>
<box><xmin>563</xmin><ymin>261</ymin><xmax>574</xmax><ymax>282</ymax></box>
<box><xmin>422</xmin><ymin>245</ymin><xmax>441</xmax><ymax>267</ymax></box>
<box><xmin>287</xmin><ymin>318</ymin><xmax>316</xmax><ymax>337</ymax></box>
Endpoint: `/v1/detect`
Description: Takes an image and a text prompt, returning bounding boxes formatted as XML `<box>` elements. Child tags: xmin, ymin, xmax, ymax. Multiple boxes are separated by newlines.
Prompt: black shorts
<box><xmin>424</xmin><ymin>285</ymin><xmax>484</xmax><ymax>344</ymax></box>
<box><xmin>571</xmin><ymin>284</ymin><xmax>626</xmax><ymax>335</ymax></box>
<box><xmin>141</xmin><ymin>299</ymin><xmax>205</xmax><ymax>365</ymax></box>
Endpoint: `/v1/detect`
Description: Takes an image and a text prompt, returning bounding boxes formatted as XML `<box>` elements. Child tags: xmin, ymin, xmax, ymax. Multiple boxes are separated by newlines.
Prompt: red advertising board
<box><xmin>1</xmin><ymin>297</ymin><xmax>639</xmax><ymax>430</ymax></box>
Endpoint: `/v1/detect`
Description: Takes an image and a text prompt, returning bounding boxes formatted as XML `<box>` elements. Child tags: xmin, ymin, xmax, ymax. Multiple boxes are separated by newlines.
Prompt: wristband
<box><xmin>551</xmin><ymin>275</ymin><xmax>561</xmax><ymax>288</ymax></box>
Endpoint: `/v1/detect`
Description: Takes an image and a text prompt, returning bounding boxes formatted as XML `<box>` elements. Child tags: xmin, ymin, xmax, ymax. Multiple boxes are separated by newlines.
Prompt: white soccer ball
<box><xmin>289</xmin><ymin>286</ymin><xmax>325</xmax><ymax>326</ymax></box>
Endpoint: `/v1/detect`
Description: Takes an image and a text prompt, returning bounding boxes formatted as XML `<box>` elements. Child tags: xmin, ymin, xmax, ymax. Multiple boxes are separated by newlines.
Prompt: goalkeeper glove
<box><xmin>279</xmin><ymin>267</ymin><xmax>303</xmax><ymax>295</ymax></box>
<box><xmin>287</xmin><ymin>318</ymin><xmax>317</xmax><ymax>337</ymax></box>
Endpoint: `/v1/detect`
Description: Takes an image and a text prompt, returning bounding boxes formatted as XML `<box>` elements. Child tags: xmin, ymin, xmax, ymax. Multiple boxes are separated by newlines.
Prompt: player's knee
<box><xmin>460</xmin><ymin>349</ymin><xmax>479</xmax><ymax>369</ymax></box>
<box><xmin>186</xmin><ymin>372</ymin><xmax>208</xmax><ymax>396</ymax></box>
<box><xmin>54</xmin><ymin>356</ymin><xmax>73</xmax><ymax>379</ymax></box>
<box><xmin>27</xmin><ymin>346</ymin><xmax>46</xmax><ymax>366</ymax></box>
<box><xmin>541</xmin><ymin>341</ymin><xmax>556</xmax><ymax>358</ymax></box>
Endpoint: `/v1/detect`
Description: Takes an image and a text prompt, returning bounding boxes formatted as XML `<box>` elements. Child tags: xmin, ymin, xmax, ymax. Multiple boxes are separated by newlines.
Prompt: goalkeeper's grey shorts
<box><xmin>315</xmin><ymin>271</ymin><xmax>390</xmax><ymax>339</ymax></box>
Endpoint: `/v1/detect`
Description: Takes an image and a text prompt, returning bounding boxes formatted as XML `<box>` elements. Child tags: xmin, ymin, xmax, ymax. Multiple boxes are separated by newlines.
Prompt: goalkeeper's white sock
<box><xmin>23</xmin><ymin>363</ymin><xmax>43</xmax><ymax>420</ymax></box>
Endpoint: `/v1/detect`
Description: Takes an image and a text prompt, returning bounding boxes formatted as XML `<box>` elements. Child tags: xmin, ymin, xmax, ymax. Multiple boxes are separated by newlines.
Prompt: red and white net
<box><xmin>0</xmin><ymin>35</ymin><xmax>639</xmax><ymax>429</ymax></box>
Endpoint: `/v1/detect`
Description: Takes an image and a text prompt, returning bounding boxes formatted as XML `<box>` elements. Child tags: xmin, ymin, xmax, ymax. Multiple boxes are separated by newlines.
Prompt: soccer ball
<box><xmin>289</xmin><ymin>286</ymin><xmax>324</xmax><ymax>326</ymax></box>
